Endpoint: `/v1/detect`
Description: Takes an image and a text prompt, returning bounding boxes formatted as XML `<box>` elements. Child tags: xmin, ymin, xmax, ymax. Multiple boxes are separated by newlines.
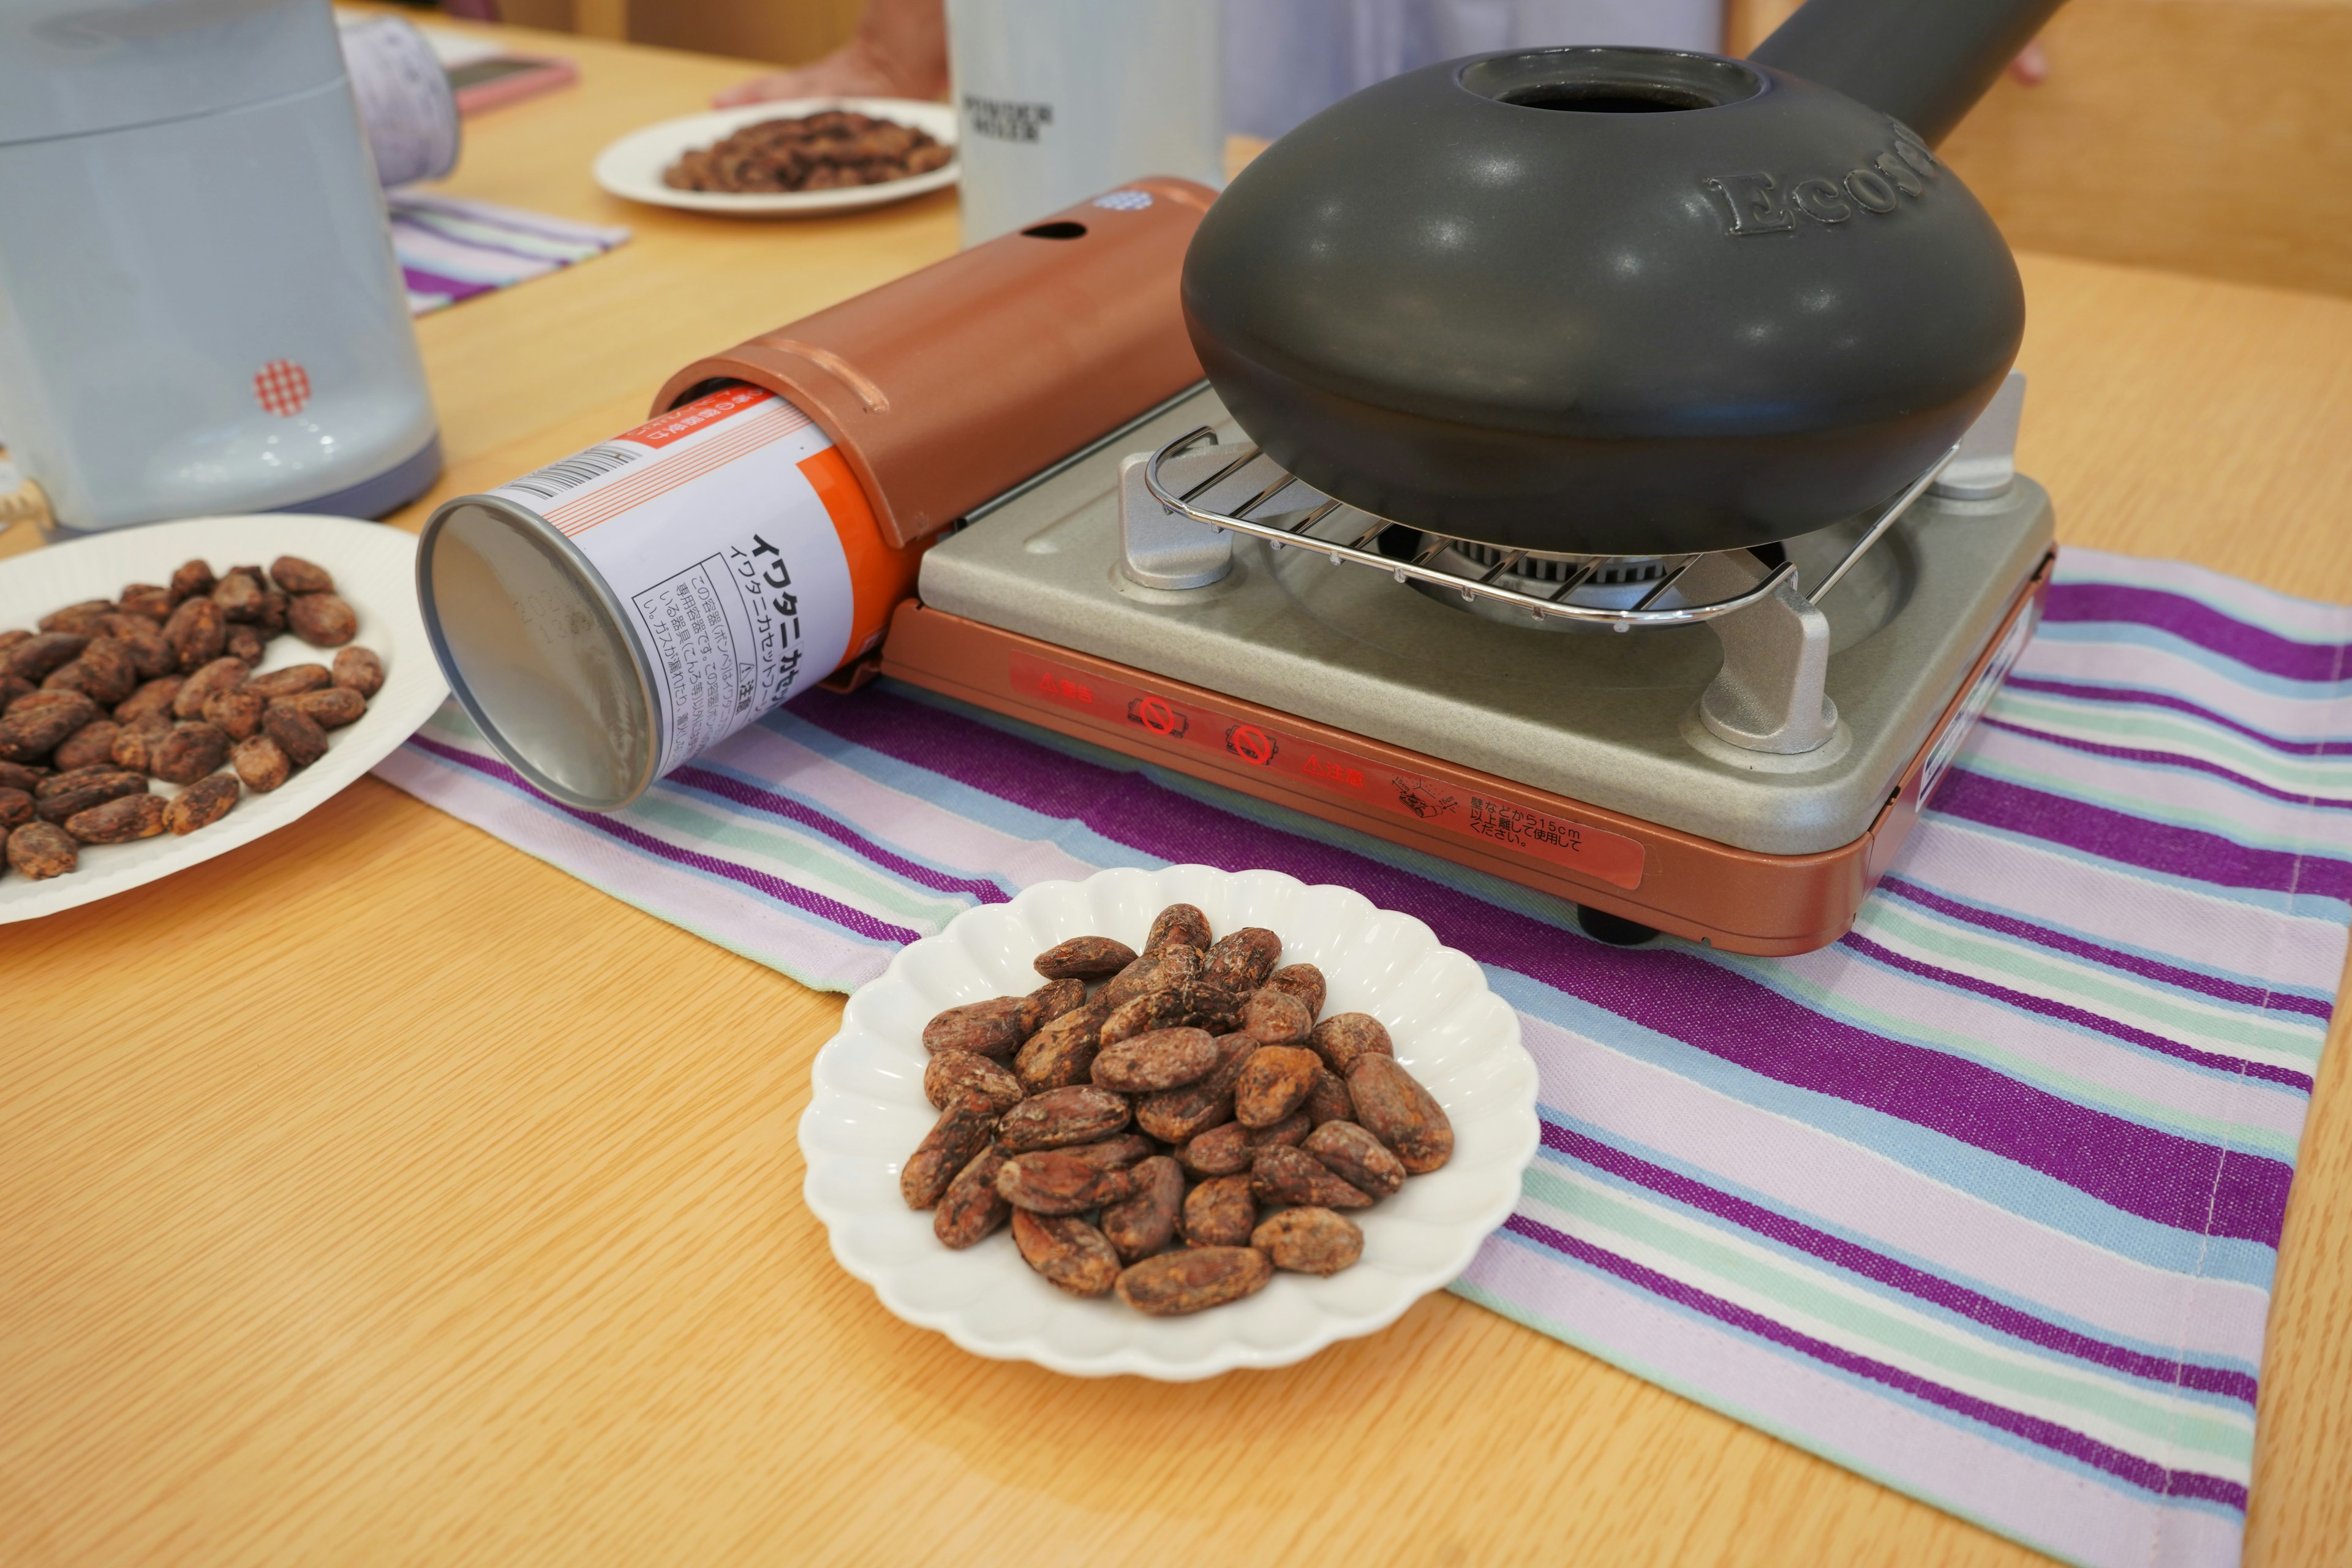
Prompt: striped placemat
<box><xmin>372</xmin><ymin>546</ymin><xmax>2348</xmax><ymax>1568</ymax></box>
<box><xmin>388</xmin><ymin>192</ymin><xmax>628</xmax><ymax>315</ymax></box>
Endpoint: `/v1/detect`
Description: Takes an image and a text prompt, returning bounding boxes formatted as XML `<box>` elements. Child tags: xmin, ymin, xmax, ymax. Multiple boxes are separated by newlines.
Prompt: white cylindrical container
<box><xmin>418</xmin><ymin>386</ymin><xmax>928</xmax><ymax>810</ymax></box>
<box><xmin>338</xmin><ymin>12</ymin><xmax>463</xmax><ymax>188</ymax></box>
<box><xmin>0</xmin><ymin>0</ymin><xmax>441</xmax><ymax>533</ymax></box>
<box><xmin>946</xmin><ymin>0</ymin><xmax>1224</xmax><ymax>247</ymax></box>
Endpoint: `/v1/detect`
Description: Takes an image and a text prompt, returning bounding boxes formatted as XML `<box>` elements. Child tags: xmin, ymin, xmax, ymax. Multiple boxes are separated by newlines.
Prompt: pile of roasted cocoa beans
<box><xmin>905</xmin><ymin>902</ymin><xmax>1453</xmax><ymax>1316</ymax></box>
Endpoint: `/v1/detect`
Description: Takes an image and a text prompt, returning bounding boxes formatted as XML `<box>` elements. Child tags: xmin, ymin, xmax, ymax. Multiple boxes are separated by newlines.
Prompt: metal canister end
<box><xmin>415</xmin><ymin>491</ymin><xmax>662</xmax><ymax>811</ymax></box>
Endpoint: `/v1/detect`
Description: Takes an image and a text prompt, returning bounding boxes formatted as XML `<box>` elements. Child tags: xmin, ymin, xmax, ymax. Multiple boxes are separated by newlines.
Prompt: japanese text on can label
<box><xmin>490</xmin><ymin>388</ymin><xmax>854</xmax><ymax>777</ymax></box>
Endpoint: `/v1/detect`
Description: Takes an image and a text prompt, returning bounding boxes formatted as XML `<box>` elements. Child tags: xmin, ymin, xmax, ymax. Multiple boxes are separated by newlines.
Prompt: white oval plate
<box><xmin>799</xmin><ymin>864</ymin><xmax>1539</xmax><ymax>1379</ymax></box>
<box><xmin>0</xmin><ymin>515</ymin><xmax>446</xmax><ymax>922</ymax></box>
<box><xmin>592</xmin><ymin>98</ymin><xmax>959</xmax><ymax>217</ymax></box>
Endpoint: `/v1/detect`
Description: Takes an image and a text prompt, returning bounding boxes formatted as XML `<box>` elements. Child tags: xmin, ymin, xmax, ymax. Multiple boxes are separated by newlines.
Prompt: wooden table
<box><xmin>6</xmin><ymin>23</ymin><xmax>2350</xmax><ymax>1567</ymax></box>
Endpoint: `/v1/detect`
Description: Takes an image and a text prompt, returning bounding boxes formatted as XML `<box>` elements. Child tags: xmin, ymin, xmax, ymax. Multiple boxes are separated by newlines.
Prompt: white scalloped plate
<box><xmin>0</xmin><ymin>515</ymin><xmax>445</xmax><ymax>922</ymax></box>
<box><xmin>798</xmin><ymin>864</ymin><xmax>1539</xmax><ymax>1379</ymax></box>
<box><xmin>592</xmin><ymin>99</ymin><xmax>959</xmax><ymax>217</ymax></box>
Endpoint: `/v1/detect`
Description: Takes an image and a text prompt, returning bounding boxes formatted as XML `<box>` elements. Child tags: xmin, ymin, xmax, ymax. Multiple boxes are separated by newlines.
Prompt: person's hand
<box><xmin>714</xmin><ymin>0</ymin><xmax>948</xmax><ymax>108</ymax></box>
<box><xmin>2007</xmin><ymin>39</ymin><xmax>2049</xmax><ymax>85</ymax></box>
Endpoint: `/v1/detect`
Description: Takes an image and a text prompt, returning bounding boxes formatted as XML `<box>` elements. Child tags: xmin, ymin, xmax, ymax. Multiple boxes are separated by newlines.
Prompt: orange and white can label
<box><xmin>490</xmin><ymin>386</ymin><xmax>876</xmax><ymax>777</ymax></box>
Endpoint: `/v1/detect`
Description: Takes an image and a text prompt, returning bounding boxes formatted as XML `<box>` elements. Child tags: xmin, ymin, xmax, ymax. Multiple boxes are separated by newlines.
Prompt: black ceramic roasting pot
<box><xmin>1181</xmin><ymin>0</ymin><xmax>2068</xmax><ymax>557</ymax></box>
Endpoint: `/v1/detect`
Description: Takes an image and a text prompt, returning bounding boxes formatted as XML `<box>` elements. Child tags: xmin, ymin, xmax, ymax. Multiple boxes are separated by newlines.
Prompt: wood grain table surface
<box><xmin>4</xmin><ymin>21</ymin><xmax>2350</xmax><ymax>1567</ymax></box>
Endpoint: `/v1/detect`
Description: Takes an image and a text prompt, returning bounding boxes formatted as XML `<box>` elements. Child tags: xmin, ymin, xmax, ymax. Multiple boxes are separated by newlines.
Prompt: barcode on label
<box><xmin>502</xmin><ymin>442</ymin><xmax>643</xmax><ymax>502</ymax></box>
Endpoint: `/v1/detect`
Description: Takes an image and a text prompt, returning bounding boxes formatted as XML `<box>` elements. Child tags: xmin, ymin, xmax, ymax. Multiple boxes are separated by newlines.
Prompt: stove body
<box><xmin>884</xmin><ymin>385</ymin><xmax>2052</xmax><ymax>955</ymax></box>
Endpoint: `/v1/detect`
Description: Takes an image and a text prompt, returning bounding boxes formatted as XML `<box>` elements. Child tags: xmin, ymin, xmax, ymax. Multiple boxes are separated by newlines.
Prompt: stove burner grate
<box><xmin>1141</xmin><ymin>427</ymin><xmax>1956</xmax><ymax>631</ymax></box>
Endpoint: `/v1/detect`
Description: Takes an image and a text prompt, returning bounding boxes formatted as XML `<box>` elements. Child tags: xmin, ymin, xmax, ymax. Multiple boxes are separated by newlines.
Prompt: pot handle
<box><xmin>1751</xmin><ymin>0</ymin><xmax>2070</xmax><ymax>145</ymax></box>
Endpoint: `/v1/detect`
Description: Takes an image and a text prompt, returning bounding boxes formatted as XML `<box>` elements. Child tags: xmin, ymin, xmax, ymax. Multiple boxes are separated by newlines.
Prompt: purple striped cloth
<box><xmin>373</xmin><ymin>546</ymin><xmax>2350</xmax><ymax>1568</ymax></box>
<box><xmin>387</xmin><ymin>192</ymin><xmax>628</xmax><ymax>315</ymax></box>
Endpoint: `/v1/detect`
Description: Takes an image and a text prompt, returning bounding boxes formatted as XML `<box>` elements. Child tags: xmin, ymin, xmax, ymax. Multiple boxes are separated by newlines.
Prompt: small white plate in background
<box><xmin>592</xmin><ymin>98</ymin><xmax>959</xmax><ymax>217</ymax></box>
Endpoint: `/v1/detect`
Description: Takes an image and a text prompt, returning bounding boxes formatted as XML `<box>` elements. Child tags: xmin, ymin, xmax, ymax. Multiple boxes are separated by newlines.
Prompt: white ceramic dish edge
<box><xmin>0</xmin><ymin>514</ymin><xmax>447</xmax><ymax>922</ymax></box>
<box><xmin>797</xmin><ymin>864</ymin><xmax>1540</xmax><ymax>1380</ymax></box>
<box><xmin>592</xmin><ymin>98</ymin><xmax>960</xmax><ymax>217</ymax></box>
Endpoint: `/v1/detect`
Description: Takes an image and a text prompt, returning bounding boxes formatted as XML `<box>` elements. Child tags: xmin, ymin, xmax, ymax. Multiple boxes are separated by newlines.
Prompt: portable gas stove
<box><xmin>881</xmin><ymin>374</ymin><xmax>2051</xmax><ymax>956</ymax></box>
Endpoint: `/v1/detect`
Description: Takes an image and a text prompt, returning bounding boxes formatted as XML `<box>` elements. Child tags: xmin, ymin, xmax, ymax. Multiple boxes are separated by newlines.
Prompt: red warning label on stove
<box><xmin>1010</xmin><ymin>655</ymin><xmax>1645</xmax><ymax>890</ymax></box>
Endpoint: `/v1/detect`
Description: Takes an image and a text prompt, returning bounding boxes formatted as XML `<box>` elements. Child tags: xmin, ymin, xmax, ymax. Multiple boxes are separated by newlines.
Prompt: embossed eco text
<box><xmin>1702</xmin><ymin>130</ymin><xmax>1938</xmax><ymax>236</ymax></box>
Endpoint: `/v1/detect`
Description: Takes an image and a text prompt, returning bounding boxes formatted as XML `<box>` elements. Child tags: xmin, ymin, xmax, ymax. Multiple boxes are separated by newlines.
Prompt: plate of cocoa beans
<box><xmin>798</xmin><ymin>865</ymin><xmax>1540</xmax><ymax>1379</ymax></box>
<box><xmin>0</xmin><ymin>514</ymin><xmax>447</xmax><ymax>921</ymax></box>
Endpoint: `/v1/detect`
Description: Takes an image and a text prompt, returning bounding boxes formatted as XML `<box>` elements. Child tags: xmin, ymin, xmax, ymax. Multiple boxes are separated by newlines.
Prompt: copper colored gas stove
<box><xmin>882</xmin><ymin>375</ymin><xmax>2051</xmax><ymax>956</ymax></box>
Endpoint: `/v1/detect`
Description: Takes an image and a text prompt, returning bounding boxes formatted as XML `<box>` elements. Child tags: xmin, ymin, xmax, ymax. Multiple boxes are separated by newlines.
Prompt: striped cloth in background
<box><xmin>388</xmin><ymin>192</ymin><xmax>628</xmax><ymax>315</ymax></box>
<box><xmin>372</xmin><ymin>547</ymin><xmax>2349</xmax><ymax>1568</ymax></box>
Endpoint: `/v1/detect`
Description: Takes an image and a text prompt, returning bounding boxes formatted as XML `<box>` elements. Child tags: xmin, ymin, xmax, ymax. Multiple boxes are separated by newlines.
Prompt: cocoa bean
<box><xmin>1253</xmin><ymin>1207</ymin><xmax>1363</xmax><ymax>1276</ymax></box>
<box><xmin>5</xmin><ymin>632</ymin><xmax>87</xmax><ymax>682</ymax></box>
<box><xmin>1245</xmin><ymin>1111</ymin><xmax>1313</xmax><ymax>1150</ymax></box>
<box><xmin>1101</xmin><ymin>1156</ymin><xmax>1184</xmax><ymax>1261</ymax></box>
<box><xmin>1014</xmin><ymin>997</ymin><xmax>1113</xmax><ymax>1093</ymax></box>
<box><xmin>292</xmin><ymin>687</ymin><xmax>366</xmax><ymax>729</ymax></box>
<box><xmin>921</xmin><ymin>994</ymin><xmax>1045</xmax><ymax>1059</ymax></box>
<box><xmin>1090</xmin><ymin>1026</ymin><xmax>1219</xmax><ymax>1093</ymax></box>
<box><xmin>111</xmin><ymin>712</ymin><xmax>172</xmax><ymax>773</ymax></box>
<box><xmin>0</xmin><ymin>631</ymin><xmax>25</xmax><ymax>657</ymax></box>
<box><xmin>37</xmin><ymin>601</ymin><xmax>111</xmax><ymax>636</ymax></box>
<box><xmin>1308</xmin><ymin>1012</ymin><xmax>1394</xmax><ymax>1076</ymax></box>
<box><xmin>1178</xmin><ymin>1122</ymin><xmax>1253</xmax><ymax>1177</ymax></box>
<box><xmin>1266</xmin><ymin>962</ymin><xmax>1327</xmax><ymax>1019</ymax></box>
<box><xmin>53</xmin><ymin>720</ymin><xmax>120</xmax><ymax>772</ymax></box>
<box><xmin>1032</xmin><ymin>933</ymin><xmax>1136</xmax><ymax>979</ymax></box>
<box><xmin>232</xmin><ymin>734</ymin><xmax>291</xmax><ymax>793</ymax></box>
<box><xmin>1241</xmin><ymin>986</ymin><xmax>1313</xmax><ymax>1046</ymax></box>
<box><xmin>0</xmin><ymin>692</ymin><xmax>97</xmax><ymax>761</ymax></box>
<box><xmin>1010</xmin><ymin>1210</ymin><xmax>1122</xmax><ymax>1297</ymax></box>
<box><xmin>331</xmin><ymin>646</ymin><xmax>385</xmax><ymax>697</ymax></box>
<box><xmin>202</xmin><ymin>689</ymin><xmax>266</xmax><ymax>742</ymax></box>
<box><xmin>261</xmin><ymin>703</ymin><xmax>328</xmax><ymax>769</ymax></box>
<box><xmin>1234</xmin><ymin>1044</ymin><xmax>1321</xmax><ymax>1127</ymax></box>
<box><xmin>1302</xmin><ymin>1121</ymin><xmax>1408</xmax><ymax>1197</ymax></box>
<box><xmin>4</xmin><ymin>820</ymin><xmax>76</xmax><ymax>878</ymax></box>
<box><xmin>253</xmin><ymin>590</ymin><xmax>288</xmax><ymax>636</ymax></box>
<box><xmin>168</xmin><ymin>559</ymin><xmax>216</xmax><ymax>605</ymax></box>
<box><xmin>36</xmin><ymin>763</ymin><xmax>126</xmax><ymax>798</ymax></box>
<box><xmin>1251</xmin><ymin>1145</ymin><xmax>1375</xmax><ymax>1210</ymax></box>
<box><xmin>1347</xmin><ymin>1055</ymin><xmax>1455</xmax><ymax>1174</ymax></box>
<box><xmin>165</xmin><ymin>773</ymin><xmax>240</xmax><ymax>835</ymax></box>
<box><xmin>0</xmin><ymin>761</ymin><xmax>43</xmax><ymax>794</ymax></box>
<box><xmin>1134</xmin><ymin>1033</ymin><xmax>1259</xmax><ymax>1143</ymax></box>
<box><xmin>1102</xmin><ymin>942</ymin><xmax>1200</xmax><ymax>1006</ymax></box>
<box><xmin>933</xmin><ymin>1148</ymin><xmax>1011</xmax><ymax>1249</ymax></box>
<box><xmin>151</xmin><ymin>722</ymin><xmax>231</xmax><ymax>785</ymax></box>
<box><xmin>113</xmin><ymin>676</ymin><xmax>182</xmax><ymax>725</ymax></box>
<box><xmin>287</xmin><ymin>592</ymin><xmax>358</xmax><ymax>647</ymax></box>
<box><xmin>1179</xmin><ymin>1175</ymin><xmax>1258</xmax><ymax>1247</ymax></box>
<box><xmin>35</xmin><ymin>772</ymin><xmax>146</xmax><ymax>824</ymax></box>
<box><xmin>269</xmin><ymin>555</ymin><xmax>335</xmax><ymax>595</ymax></box>
<box><xmin>0</xmin><ymin>675</ymin><xmax>29</xmax><ymax>711</ymax></box>
<box><xmin>162</xmin><ymin>596</ymin><xmax>224</xmax><ymax>670</ymax></box>
<box><xmin>65</xmin><ymin>791</ymin><xmax>166</xmax><ymax>844</ymax></box>
<box><xmin>1178</xmin><ymin>980</ymin><xmax>1248</xmax><ymax>1034</ymax></box>
<box><xmin>118</xmin><ymin>584</ymin><xmax>174</xmax><ymax>622</ymax></box>
<box><xmin>1303</xmin><ymin>1069</ymin><xmax>1354</xmax><ymax>1126</ymax></box>
<box><xmin>995</xmin><ymin>1150</ymin><xmax>1137</xmax><ymax>1215</ymax></box>
<box><xmin>173</xmin><ymin>656</ymin><xmax>251</xmax><ymax>719</ymax></box>
<box><xmin>242</xmin><ymin>663</ymin><xmax>331</xmax><ymax>701</ymax></box>
<box><xmin>1200</xmin><ymin>926</ymin><xmax>1283</xmax><ymax>992</ymax></box>
<box><xmin>995</xmin><ymin>1085</ymin><xmax>1130</xmax><ymax>1153</ymax></box>
<box><xmin>922</xmin><ymin>1050</ymin><xmax>1024</xmax><ymax>1114</ymax></box>
<box><xmin>223</xmin><ymin>623</ymin><xmax>267</xmax><ymax>664</ymax></box>
<box><xmin>1028</xmin><ymin>975</ymin><xmax>1086</xmax><ymax>1023</ymax></box>
<box><xmin>1117</xmin><ymin>1246</ymin><xmax>1272</xmax><ymax>1316</ymax></box>
<box><xmin>40</xmin><ymin>640</ymin><xmax>137</xmax><ymax>706</ymax></box>
<box><xmin>901</xmin><ymin>1098</ymin><xmax>1000</xmax><ymax>1209</ymax></box>
<box><xmin>0</xmin><ymin>788</ymin><xmax>29</xmax><ymax>829</ymax></box>
<box><xmin>213</xmin><ymin>571</ymin><xmax>268</xmax><ymax>622</ymax></box>
<box><xmin>1144</xmin><ymin>902</ymin><xmax>1212</xmax><ymax>953</ymax></box>
<box><xmin>1060</xmin><ymin>1134</ymin><xmax>1155</xmax><ymax>1171</ymax></box>
<box><xmin>1099</xmin><ymin>987</ymin><xmax>1191</xmax><ymax>1047</ymax></box>
<box><xmin>107</xmin><ymin>621</ymin><xmax>175</xmax><ymax>680</ymax></box>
